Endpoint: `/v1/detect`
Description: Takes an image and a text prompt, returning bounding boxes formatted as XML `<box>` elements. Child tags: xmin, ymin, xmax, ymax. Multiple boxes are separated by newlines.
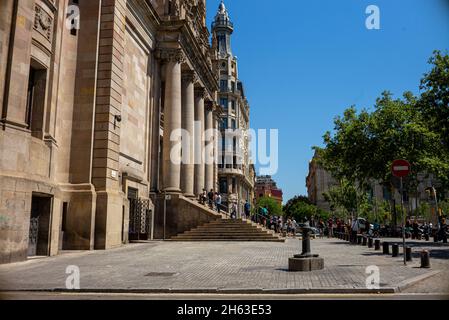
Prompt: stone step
<box><xmin>172</xmin><ymin>236</ymin><xmax>281</xmax><ymax>240</ymax></box>
<box><xmin>171</xmin><ymin>218</ymin><xmax>284</xmax><ymax>242</ymax></box>
<box><xmin>171</xmin><ymin>239</ymin><xmax>285</xmax><ymax>242</ymax></box>
<box><xmin>185</xmin><ymin>230</ymin><xmax>268</xmax><ymax>235</ymax></box>
<box><xmin>183</xmin><ymin>233</ymin><xmax>275</xmax><ymax>237</ymax></box>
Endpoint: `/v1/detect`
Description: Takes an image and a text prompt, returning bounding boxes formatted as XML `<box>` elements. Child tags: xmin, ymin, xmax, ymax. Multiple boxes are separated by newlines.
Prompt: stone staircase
<box><xmin>171</xmin><ymin>218</ymin><xmax>285</xmax><ymax>242</ymax></box>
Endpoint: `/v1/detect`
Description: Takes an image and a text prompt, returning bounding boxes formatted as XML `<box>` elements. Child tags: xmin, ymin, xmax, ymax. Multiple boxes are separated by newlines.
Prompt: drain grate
<box><xmin>144</xmin><ymin>272</ymin><xmax>178</xmax><ymax>277</ymax></box>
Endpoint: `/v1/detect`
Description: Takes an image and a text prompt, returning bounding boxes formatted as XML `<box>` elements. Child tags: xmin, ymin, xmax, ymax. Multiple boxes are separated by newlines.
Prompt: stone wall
<box><xmin>152</xmin><ymin>194</ymin><xmax>220</xmax><ymax>239</ymax></box>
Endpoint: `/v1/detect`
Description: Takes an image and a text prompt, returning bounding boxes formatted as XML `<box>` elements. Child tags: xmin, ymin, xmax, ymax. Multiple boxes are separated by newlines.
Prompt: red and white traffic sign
<box><xmin>391</xmin><ymin>159</ymin><xmax>411</xmax><ymax>178</ymax></box>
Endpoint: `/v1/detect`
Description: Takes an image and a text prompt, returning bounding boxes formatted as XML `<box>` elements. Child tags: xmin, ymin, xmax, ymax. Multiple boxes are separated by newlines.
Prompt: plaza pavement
<box><xmin>0</xmin><ymin>237</ymin><xmax>448</xmax><ymax>295</ymax></box>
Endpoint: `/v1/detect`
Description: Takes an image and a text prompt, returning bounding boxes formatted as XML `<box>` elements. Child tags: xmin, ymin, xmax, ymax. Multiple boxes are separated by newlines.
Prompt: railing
<box><xmin>212</xmin><ymin>20</ymin><xmax>234</xmax><ymax>29</ymax></box>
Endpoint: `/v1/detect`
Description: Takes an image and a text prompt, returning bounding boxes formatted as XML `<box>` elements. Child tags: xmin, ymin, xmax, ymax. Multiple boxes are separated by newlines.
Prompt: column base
<box><xmin>163</xmin><ymin>188</ymin><xmax>182</xmax><ymax>194</ymax></box>
<box><xmin>288</xmin><ymin>257</ymin><xmax>324</xmax><ymax>272</ymax></box>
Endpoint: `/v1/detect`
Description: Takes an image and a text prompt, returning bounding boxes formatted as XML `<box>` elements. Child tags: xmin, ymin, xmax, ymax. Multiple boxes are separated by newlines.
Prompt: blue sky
<box><xmin>207</xmin><ymin>0</ymin><xmax>449</xmax><ymax>202</ymax></box>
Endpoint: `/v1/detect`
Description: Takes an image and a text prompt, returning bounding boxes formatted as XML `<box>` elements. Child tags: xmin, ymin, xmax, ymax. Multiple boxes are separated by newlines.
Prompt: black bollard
<box><xmin>368</xmin><ymin>237</ymin><xmax>374</xmax><ymax>248</ymax></box>
<box><xmin>357</xmin><ymin>235</ymin><xmax>362</xmax><ymax>245</ymax></box>
<box><xmin>375</xmin><ymin>239</ymin><xmax>381</xmax><ymax>250</ymax></box>
<box><xmin>392</xmin><ymin>244</ymin><xmax>399</xmax><ymax>257</ymax></box>
<box><xmin>383</xmin><ymin>242</ymin><xmax>390</xmax><ymax>255</ymax></box>
<box><xmin>362</xmin><ymin>236</ymin><xmax>367</xmax><ymax>246</ymax></box>
<box><xmin>405</xmin><ymin>247</ymin><xmax>413</xmax><ymax>262</ymax></box>
<box><xmin>425</xmin><ymin>234</ymin><xmax>430</xmax><ymax>241</ymax></box>
<box><xmin>420</xmin><ymin>250</ymin><xmax>431</xmax><ymax>268</ymax></box>
<box><xmin>434</xmin><ymin>234</ymin><xmax>438</xmax><ymax>243</ymax></box>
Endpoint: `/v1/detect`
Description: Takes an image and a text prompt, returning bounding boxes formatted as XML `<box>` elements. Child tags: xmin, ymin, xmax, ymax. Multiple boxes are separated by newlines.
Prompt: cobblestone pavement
<box><xmin>0</xmin><ymin>238</ymin><xmax>448</xmax><ymax>293</ymax></box>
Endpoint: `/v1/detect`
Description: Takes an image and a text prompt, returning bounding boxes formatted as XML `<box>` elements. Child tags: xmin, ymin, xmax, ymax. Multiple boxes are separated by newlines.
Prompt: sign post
<box><xmin>392</xmin><ymin>159</ymin><xmax>411</xmax><ymax>266</ymax></box>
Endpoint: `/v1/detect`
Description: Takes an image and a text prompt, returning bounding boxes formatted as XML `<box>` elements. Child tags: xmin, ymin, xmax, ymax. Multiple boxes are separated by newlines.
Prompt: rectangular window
<box><xmin>220</xmin><ymin>98</ymin><xmax>228</xmax><ymax>109</ymax></box>
<box><xmin>220</xmin><ymin>178</ymin><xmax>228</xmax><ymax>194</ymax></box>
<box><xmin>231</xmin><ymin>100</ymin><xmax>235</xmax><ymax>112</ymax></box>
<box><xmin>220</xmin><ymin>80</ymin><xmax>228</xmax><ymax>92</ymax></box>
<box><xmin>231</xmin><ymin>119</ymin><xmax>236</xmax><ymax>130</ymax></box>
<box><xmin>26</xmin><ymin>61</ymin><xmax>47</xmax><ymax>138</ymax></box>
<box><xmin>222</xmin><ymin>118</ymin><xmax>228</xmax><ymax>130</ymax></box>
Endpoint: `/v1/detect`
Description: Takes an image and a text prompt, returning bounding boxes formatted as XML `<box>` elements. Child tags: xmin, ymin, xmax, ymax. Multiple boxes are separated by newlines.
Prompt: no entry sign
<box><xmin>391</xmin><ymin>159</ymin><xmax>411</xmax><ymax>178</ymax></box>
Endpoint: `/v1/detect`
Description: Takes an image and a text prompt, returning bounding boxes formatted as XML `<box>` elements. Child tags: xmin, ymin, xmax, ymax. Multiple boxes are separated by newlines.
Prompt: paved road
<box><xmin>0</xmin><ymin>238</ymin><xmax>448</xmax><ymax>295</ymax></box>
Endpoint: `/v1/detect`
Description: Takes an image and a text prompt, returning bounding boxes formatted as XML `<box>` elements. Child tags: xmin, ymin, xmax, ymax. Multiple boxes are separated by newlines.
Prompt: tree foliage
<box><xmin>256</xmin><ymin>196</ymin><xmax>283</xmax><ymax>216</ymax></box>
<box><xmin>283</xmin><ymin>195</ymin><xmax>329</xmax><ymax>222</ymax></box>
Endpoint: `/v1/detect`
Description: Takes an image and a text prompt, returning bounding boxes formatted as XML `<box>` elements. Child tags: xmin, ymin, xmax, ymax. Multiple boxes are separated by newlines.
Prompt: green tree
<box><xmin>418</xmin><ymin>51</ymin><xmax>449</xmax><ymax>153</ymax></box>
<box><xmin>283</xmin><ymin>196</ymin><xmax>316</xmax><ymax>222</ymax></box>
<box><xmin>256</xmin><ymin>196</ymin><xmax>282</xmax><ymax>216</ymax></box>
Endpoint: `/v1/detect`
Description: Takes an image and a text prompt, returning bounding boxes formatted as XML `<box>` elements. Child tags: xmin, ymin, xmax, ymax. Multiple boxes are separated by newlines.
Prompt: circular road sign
<box><xmin>391</xmin><ymin>159</ymin><xmax>411</xmax><ymax>178</ymax></box>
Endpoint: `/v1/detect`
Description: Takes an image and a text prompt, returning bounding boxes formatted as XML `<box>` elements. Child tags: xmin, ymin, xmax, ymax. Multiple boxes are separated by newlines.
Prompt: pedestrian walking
<box><xmin>215</xmin><ymin>193</ymin><xmax>222</xmax><ymax>214</ymax></box>
<box><xmin>208</xmin><ymin>189</ymin><xmax>214</xmax><ymax>209</ymax></box>
<box><xmin>231</xmin><ymin>202</ymin><xmax>237</xmax><ymax>219</ymax></box>
<box><xmin>244</xmin><ymin>200</ymin><xmax>251</xmax><ymax>220</ymax></box>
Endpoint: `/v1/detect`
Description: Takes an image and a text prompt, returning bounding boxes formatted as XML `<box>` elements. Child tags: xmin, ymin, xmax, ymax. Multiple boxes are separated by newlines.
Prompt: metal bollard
<box><xmin>392</xmin><ymin>244</ymin><xmax>399</xmax><ymax>257</ymax></box>
<box><xmin>357</xmin><ymin>235</ymin><xmax>362</xmax><ymax>245</ymax></box>
<box><xmin>420</xmin><ymin>250</ymin><xmax>431</xmax><ymax>268</ymax></box>
<box><xmin>368</xmin><ymin>237</ymin><xmax>373</xmax><ymax>248</ymax></box>
<box><xmin>425</xmin><ymin>234</ymin><xmax>430</xmax><ymax>241</ymax></box>
<box><xmin>362</xmin><ymin>236</ymin><xmax>367</xmax><ymax>246</ymax></box>
<box><xmin>383</xmin><ymin>242</ymin><xmax>390</xmax><ymax>255</ymax></box>
<box><xmin>375</xmin><ymin>239</ymin><xmax>381</xmax><ymax>250</ymax></box>
<box><xmin>405</xmin><ymin>247</ymin><xmax>412</xmax><ymax>262</ymax></box>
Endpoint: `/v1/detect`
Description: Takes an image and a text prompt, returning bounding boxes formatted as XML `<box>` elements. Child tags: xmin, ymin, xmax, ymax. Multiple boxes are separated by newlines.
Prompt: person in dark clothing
<box><xmin>207</xmin><ymin>189</ymin><xmax>214</xmax><ymax>209</ymax></box>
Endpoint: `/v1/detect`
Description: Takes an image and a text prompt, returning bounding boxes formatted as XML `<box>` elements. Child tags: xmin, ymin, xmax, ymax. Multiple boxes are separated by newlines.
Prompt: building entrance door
<box><xmin>28</xmin><ymin>194</ymin><xmax>53</xmax><ymax>257</ymax></box>
<box><xmin>128</xmin><ymin>190</ymin><xmax>152</xmax><ymax>241</ymax></box>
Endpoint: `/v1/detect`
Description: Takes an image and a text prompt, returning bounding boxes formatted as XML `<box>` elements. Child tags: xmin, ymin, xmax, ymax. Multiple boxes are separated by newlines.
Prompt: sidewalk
<box><xmin>0</xmin><ymin>238</ymin><xmax>447</xmax><ymax>294</ymax></box>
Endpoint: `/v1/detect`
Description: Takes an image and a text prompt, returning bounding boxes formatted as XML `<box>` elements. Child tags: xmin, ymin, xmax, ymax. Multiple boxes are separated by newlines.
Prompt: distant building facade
<box><xmin>306</xmin><ymin>151</ymin><xmax>444</xmax><ymax>223</ymax></box>
<box><xmin>306</xmin><ymin>151</ymin><xmax>338</xmax><ymax>211</ymax></box>
<box><xmin>212</xmin><ymin>2</ymin><xmax>254</xmax><ymax>215</ymax></box>
<box><xmin>255</xmin><ymin>175</ymin><xmax>283</xmax><ymax>205</ymax></box>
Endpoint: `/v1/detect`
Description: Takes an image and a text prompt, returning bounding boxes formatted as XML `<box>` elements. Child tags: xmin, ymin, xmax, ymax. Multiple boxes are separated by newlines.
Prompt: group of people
<box><xmin>252</xmin><ymin>207</ymin><xmax>299</xmax><ymax>237</ymax></box>
<box><xmin>198</xmin><ymin>189</ymin><xmax>252</xmax><ymax>220</ymax></box>
<box><xmin>199</xmin><ymin>189</ymin><xmax>223</xmax><ymax>214</ymax></box>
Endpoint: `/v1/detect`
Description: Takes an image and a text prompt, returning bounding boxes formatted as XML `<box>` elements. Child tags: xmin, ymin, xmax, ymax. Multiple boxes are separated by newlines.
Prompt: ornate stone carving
<box><xmin>182</xmin><ymin>70</ymin><xmax>198</xmax><ymax>83</ymax></box>
<box><xmin>156</xmin><ymin>48</ymin><xmax>185</xmax><ymax>64</ymax></box>
<box><xmin>34</xmin><ymin>4</ymin><xmax>53</xmax><ymax>41</ymax></box>
<box><xmin>194</xmin><ymin>87</ymin><xmax>207</xmax><ymax>99</ymax></box>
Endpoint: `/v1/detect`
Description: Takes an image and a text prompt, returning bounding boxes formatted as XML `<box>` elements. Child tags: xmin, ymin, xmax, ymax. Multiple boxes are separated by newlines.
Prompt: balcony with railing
<box><xmin>212</xmin><ymin>20</ymin><xmax>234</xmax><ymax>30</ymax></box>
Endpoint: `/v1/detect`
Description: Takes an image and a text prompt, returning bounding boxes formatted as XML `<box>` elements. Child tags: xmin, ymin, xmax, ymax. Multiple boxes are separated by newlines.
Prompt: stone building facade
<box><xmin>212</xmin><ymin>2</ymin><xmax>254</xmax><ymax>215</ymax></box>
<box><xmin>306</xmin><ymin>151</ymin><xmax>338</xmax><ymax>211</ymax></box>
<box><xmin>0</xmin><ymin>0</ymin><xmax>225</xmax><ymax>264</ymax></box>
<box><xmin>255</xmin><ymin>175</ymin><xmax>283</xmax><ymax>206</ymax></box>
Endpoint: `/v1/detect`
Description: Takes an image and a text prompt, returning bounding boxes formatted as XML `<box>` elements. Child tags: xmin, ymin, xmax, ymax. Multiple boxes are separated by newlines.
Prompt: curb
<box><xmin>395</xmin><ymin>270</ymin><xmax>442</xmax><ymax>293</ymax></box>
<box><xmin>0</xmin><ymin>287</ymin><xmax>398</xmax><ymax>295</ymax></box>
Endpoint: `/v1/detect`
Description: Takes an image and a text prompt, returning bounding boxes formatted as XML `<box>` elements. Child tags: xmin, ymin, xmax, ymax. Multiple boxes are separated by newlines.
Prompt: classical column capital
<box><xmin>194</xmin><ymin>87</ymin><xmax>207</xmax><ymax>99</ymax></box>
<box><xmin>156</xmin><ymin>48</ymin><xmax>185</xmax><ymax>64</ymax></box>
<box><xmin>181</xmin><ymin>70</ymin><xmax>197</xmax><ymax>84</ymax></box>
<box><xmin>205</xmin><ymin>100</ymin><xmax>215</xmax><ymax>112</ymax></box>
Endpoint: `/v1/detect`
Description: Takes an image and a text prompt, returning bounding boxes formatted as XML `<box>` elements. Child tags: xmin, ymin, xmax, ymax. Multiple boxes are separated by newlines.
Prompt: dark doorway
<box><xmin>28</xmin><ymin>194</ymin><xmax>53</xmax><ymax>257</ymax></box>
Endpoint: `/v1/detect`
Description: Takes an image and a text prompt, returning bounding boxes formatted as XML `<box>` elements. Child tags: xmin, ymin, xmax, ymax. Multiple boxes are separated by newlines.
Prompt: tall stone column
<box><xmin>161</xmin><ymin>49</ymin><xmax>184</xmax><ymax>193</ymax></box>
<box><xmin>181</xmin><ymin>71</ymin><xmax>196</xmax><ymax>197</ymax></box>
<box><xmin>205</xmin><ymin>102</ymin><xmax>214</xmax><ymax>192</ymax></box>
<box><xmin>194</xmin><ymin>88</ymin><xmax>206</xmax><ymax>195</ymax></box>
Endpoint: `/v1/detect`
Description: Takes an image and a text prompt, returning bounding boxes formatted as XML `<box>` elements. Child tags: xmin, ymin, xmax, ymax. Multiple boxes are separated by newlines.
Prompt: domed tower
<box><xmin>212</xmin><ymin>1</ymin><xmax>253</xmax><ymax>216</ymax></box>
<box><xmin>212</xmin><ymin>1</ymin><xmax>234</xmax><ymax>57</ymax></box>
